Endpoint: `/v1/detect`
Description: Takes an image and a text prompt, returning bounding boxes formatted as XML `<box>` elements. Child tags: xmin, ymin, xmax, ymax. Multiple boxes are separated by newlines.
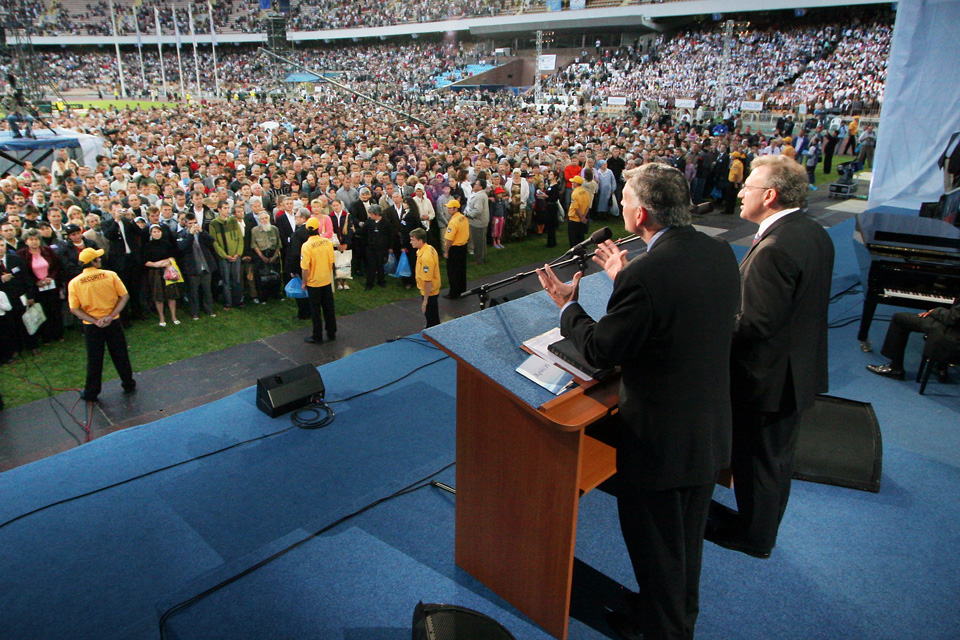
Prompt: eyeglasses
<box><xmin>741</xmin><ymin>185</ymin><xmax>772</xmax><ymax>191</ymax></box>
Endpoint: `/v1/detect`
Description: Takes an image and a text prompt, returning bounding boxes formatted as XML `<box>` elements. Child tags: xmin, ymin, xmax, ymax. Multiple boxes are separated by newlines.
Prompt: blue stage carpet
<box><xmin>2</xmin><ymin>277</ymin><xmax>959</xmax><ymax>639</ymax></box>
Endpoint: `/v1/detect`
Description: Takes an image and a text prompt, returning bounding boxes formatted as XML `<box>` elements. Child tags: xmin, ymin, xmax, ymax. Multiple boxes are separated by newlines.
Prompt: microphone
<box><xmin>563</xmin><ymin>226</ymin><xmax>612</xmax><ymax>256</ymax></box>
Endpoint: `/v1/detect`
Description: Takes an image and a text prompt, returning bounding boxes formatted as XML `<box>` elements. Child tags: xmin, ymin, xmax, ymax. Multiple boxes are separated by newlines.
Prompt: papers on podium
<box><xmin>522</xmin><ymin>327</ymin><xmax>596</xmax><ymax>380</ymax></box>
<box><xmin>516</xmin><ymin>354</ymin><xmax>575</xmax><ymax>395</ymax></box>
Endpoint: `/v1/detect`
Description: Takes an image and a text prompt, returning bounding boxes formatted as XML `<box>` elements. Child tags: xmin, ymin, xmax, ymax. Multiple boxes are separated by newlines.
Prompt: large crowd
<box><xmin>5</xmin><ymin>11</ymin><xmax>891</xmax><ymax>116</ymax></box>
<box><xmin>1</xmin><ymin>65</ymin><xmax>881</xmax><ymax>364</ymax></box>
<box><xmin>538</xmin><ymin>15</ymin><xmax>891</xmax><ymax>114</ymax></box>
<box><xmin>0</xmin><ymin>9</ymin><xmax>892</xmax><ymax>363</ymax></box>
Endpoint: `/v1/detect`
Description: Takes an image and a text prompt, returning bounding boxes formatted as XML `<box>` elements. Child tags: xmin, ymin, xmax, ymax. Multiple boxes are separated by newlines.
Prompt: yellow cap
<box><xmin>445</xmin><ymin>199</ymin><xmax>461</xmax><ymax>209</ymax></box>
<box><xmin>79</xmin><ymin>247</ymin><xmax>105</xmax><ymax>264</ymax></box>
<box><xmin>305</xmin><ymin>218</ymin><xmax>320</xmax><ymax>230</ymax></box>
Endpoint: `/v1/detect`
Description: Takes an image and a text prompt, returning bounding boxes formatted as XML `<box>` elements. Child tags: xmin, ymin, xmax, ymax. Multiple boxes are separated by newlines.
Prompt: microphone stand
<box><xmin>461</xmin><ymin>235</ymin><xmax>643</xmax><ymax>310</ymax></box>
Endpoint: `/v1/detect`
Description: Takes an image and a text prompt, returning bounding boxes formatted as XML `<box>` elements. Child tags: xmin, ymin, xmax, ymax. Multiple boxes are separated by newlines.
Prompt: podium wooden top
<box><xmin>424</xmin><ymin>272</ymin><xmax>619</xmax><ymax>430</ymax></box>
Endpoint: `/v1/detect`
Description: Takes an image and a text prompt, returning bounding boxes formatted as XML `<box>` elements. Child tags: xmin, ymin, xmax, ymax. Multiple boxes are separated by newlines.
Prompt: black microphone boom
<box><xmin>560</xmin><ymin>226</ymin><xmax>613</xmax><ymax>258</ymax></box>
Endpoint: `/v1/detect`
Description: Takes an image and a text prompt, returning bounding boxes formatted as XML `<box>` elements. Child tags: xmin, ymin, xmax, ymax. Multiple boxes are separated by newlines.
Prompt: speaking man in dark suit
<box><xmin>706</xmin><ymin>155</ymin><xmax>834</xmax><ymax>560</ymax></box>
<box><xmin>538</xmin><ymin>163</ymin><xmax>741</xmax><ymax>640</ymax></box>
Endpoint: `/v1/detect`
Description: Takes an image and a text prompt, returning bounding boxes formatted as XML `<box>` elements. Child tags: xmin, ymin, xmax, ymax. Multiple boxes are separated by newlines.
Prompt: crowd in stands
<box><xmin>16</xmin><ymin>0</ymin><xmax>510</xmax><ymax>36</ymax></box>
<box><xmin>538</xmin><ymin>16</ymin><xmax>891</xmax><ymax>115</ymax></box>
<box><xmin>4</xmin><ymin>12</ymin><xmax>891</xmax><ymax>119</ymax></box>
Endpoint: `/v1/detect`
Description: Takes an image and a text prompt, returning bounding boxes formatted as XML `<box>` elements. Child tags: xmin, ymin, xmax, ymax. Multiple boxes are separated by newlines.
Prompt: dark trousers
<box><xmin>307</xmin><ymin>284</ymin><xmax>336</xmax><ymax>340</ymax></box>
<box><xmin>881</xmin><ymin>311</ymin><xmax>940</xmax><ymax>368</ymax></box>
<box><xmin>446</xmin><ymin>244</ymin><xmax>467</xmax><ymax>297</ymax></box>
<box><xmin>185</xmin><ymin>271</ymin><xmax>214</xmax><ymax>317</ymax></box>
<box><xmin>118</xmin><ymin>258</ymin><xmax>143</xmax><ymax>320</ymax></box>
<box><xmin>568</xmin><ymin>220</ymin><xmax>588</xmax><ymax>248</ymax></box>
<box><xmin>823</xmin><ymin>137</ymin><xmax>838</xmax><ymax>174</ymax></box>
<box><xmin>730</xmin><ymin>385</ymin><xmax>801</xmax><ymax>551</ymax></box>
<box><xmin>424</xmin><ymin>294</ymin><xmax>440</xmax><ymax>328</ymax></box>
<box><xmin>618</xmin><ymin>477</ymin><xmax>714</xmax><ymax>640</ymax></box>
<box><xmin>724</xmin><ymin>183</ymin><xmax>738</xmax><ymax>214</ymax></box>
<box><xmin>364</xmin><ymin>248</ymin><xmax>387</xmax><ymax>288</ymax></box>
<box><xmin>83</xmin><ymin>321</ymin><xmax>135</xmax><ymax>399</ymax></box>
<box><xmin>35</xmin><ymin>289</ymin><xmax>65</xmax><ymax>343</ymax></box>
<box><xmin>544</xmin><ymin>207</ymin><xmax>559</xmax><ymax>248</ymax></box>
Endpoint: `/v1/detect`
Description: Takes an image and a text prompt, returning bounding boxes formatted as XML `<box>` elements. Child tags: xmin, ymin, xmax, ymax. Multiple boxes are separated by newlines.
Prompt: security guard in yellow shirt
<box><xmin>68</xmin><ymin>247</ymin><xmax>137</xmax><ymax>402</ymax></box>
<box><xmin>300</xmin><ymin>217</ymin><xmax>337</xmax><ymax>344</ymax></box>
<box><xmin>442</xmin><ymin>199</ymin><xmax>469</xmax><ymax>299</ymax></box>
<box><xmin>567</xmin><ymin>174</ymin><xmax>591</xmax><ymax>248</ymax></box>
<box><xmin>410</xmin><ymin>227</ymin><xmax>441</xmax><ymax>328</ymax></box>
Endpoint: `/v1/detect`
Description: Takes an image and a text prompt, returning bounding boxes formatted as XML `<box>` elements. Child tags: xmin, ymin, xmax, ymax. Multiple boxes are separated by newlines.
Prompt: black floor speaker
<box><xmin>255</xmin><ymin>364</ymin><xmax>325</xmax><ymax>418</ymax></box>
<box><xmin>792</xmin><ymin>394</ymin><xmax>882</xmax><ymax>493</ymax></box>
<box><xmin>412</xmin><ymin>602</ymin><xmax>516</xmax><ymax>640</ymax></box>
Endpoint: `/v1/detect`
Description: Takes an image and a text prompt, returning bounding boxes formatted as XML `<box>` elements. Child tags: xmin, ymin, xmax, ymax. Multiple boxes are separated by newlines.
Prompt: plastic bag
<box><xmin>385</xmin><ymin>252</ymin><xmax>397</xmax><ymax>274</ymax></box>
<box><xmin>284</xmin><ymin>275</ymin><xmax>308</xmax><ymax>298</ymax></box>
<box><xmin>391</xmin><ymin>250</ymin><xmax>412</xmax><ymax>278</ymax></box>
<box><xmin>335</xmin><ymin>249</ymin><xmax>353</xmax><ymax>280</ymax></box>
<box><xmin>22</xmin><ymin>302</ymin><xmax>46</xmax><ymax>336</ymax></box>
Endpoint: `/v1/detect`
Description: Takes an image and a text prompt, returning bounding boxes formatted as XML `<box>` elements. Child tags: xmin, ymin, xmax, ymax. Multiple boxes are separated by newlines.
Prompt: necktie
<box><xmin>752</xmin><ymin>233</ymin><xmax>761</xmax><ymax>246</ymax></box>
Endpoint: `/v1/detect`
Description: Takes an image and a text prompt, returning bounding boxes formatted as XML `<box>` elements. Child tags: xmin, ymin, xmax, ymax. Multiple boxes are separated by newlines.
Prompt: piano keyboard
<box><xmin>883</xmin><ymin>289</ymin><xmax>957</xmax><ymax>304</ymax></box>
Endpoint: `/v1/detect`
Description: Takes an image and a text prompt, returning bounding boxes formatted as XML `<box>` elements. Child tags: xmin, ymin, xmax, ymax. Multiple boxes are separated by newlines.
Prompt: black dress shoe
<box><xmin>303</xmin><ymin>336</ymin><xmax>322</xmax><ymax>344</ymax></box>
<box><xmin>79</xmin><ymin>392</ymin><xmax>98</xmax><ymax>402</ymax></box>
<box><xmin>122</xmin><ymin>383</ymin><xmax>137</xmax><ymax>395</ymax></box>
<box><xmin>327</xmin><ymin>333</ymin><xmax>336</xmax><ymax>341</ymax></box>
<box><xmin>605</xmin><ymin>610</ymin><xmax>644</xmax><ymax>640</ymax></box>
<box><xmin>703</xmin><ymin>526</ymin><xmax>772</xmax><ymax>559</ymax></box>
<box><xmin>866</xmin><ymin>363</ymin><xmax>905</xmax><ymax>380</ymax></box>
<box><xmin>442</xmin><ymin>293</ymin><xmax>459</xmax><ymax>299</ymax></box>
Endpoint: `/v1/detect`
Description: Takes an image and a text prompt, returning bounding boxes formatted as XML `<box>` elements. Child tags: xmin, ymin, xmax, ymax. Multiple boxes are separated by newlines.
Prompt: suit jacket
<box><xmin>732</xmin><ymin>210</ymin><xmax>834</xmax><ymax>413</ymax></box>
<box><xmin>101</xmin><ymin>217</ymin><xmax>145</xmax><ymax>270</ymax></box>
<box><xmin>561</xmin><ymin>226</ymin><xmax>741</xmax><ymax>490</ymax></box>
<box><xmin>274</xmin><ymin>211</ymin><xmax>297</xmax><ymax>257</ymax></box>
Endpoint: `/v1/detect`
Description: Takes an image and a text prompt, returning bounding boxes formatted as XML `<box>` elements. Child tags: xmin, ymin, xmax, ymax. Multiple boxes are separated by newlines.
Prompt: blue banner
<box><xmin>259</xmin><ymin>0</ymin><xmax>271</xmax><ymax>10</ymax></box>
<box><xmin>546</xmin><ymin>0</ymin><xmax>561</xmax><ymax>11</ymax></box>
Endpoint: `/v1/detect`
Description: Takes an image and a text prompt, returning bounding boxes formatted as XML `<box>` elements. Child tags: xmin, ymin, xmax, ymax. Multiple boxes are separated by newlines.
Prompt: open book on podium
<box><xmin>519</xmin><ymin>327</ymin><xmax>616</xmax><ymax>395</ymax></box>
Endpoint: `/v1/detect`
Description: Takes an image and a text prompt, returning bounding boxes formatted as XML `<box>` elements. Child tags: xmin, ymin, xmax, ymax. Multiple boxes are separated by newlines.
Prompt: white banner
<box><xmin>741</xmin><ymin>100</ymin><xmax>764</xmax><ymax>112</ymax></box>
<box><xmin>674</xmin><ymin>98</ymin><xmax>696</xmax><ymax>109</ymax></box>
<box><xmin>538</xmin><ymin>55</ymin><xmax>557</xmax><ymax>72</ymax></box>
<box><xmin>607</xmin><ymin>96</ymin><xmax>628</xmax><ymax>106</ymax></box>
<box><xmin>570</xmin><ymin>0</ymin><xmax>586</xmax><ymax>8</ymax></box>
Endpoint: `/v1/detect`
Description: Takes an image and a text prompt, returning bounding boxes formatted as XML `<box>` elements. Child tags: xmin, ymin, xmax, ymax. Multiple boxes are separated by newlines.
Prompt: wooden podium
<box><xmin>426</xmin><ymin>329</ymin><xmax>619</xmax><ymax>640</ymax></box>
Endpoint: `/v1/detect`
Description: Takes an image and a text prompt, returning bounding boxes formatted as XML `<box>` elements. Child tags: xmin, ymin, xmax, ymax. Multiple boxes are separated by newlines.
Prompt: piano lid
<box><xmin>858</xmin><ymin>211</ymin><xmax>960</xmax><ymax>258</ymax></box>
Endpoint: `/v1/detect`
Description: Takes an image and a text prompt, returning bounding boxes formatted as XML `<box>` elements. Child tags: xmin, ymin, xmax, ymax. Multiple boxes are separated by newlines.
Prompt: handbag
<box><xmin>22</xmin><ymin>302</ymin><xmax>46</xmax><ymax>336</ymax></box>
<box><xmin>284</xmin><ymin>275</ymin><xmax>308</xmax><ymax>298</ymax></box>
<box><xmin>0</xmin><ymin>290</ymin><xmax>11</xmax><ymax>315</ymax></box>
<box><xmin>391</xmin><ymin>250</ymin><xmax>412</xmax><ymax>278</ymax></box>
<box><xmin>335</xmin><ymin>249</ymin><xmax>353</xmax><ymax>280</ymax></box>
<box><xmin>556</xmin><ymin>202</ymin><xmax>566</xmax><ymax>223</ymax></box>
<box><xmin>163</xmin><ymin>258</ymin><xmax>184</xmax><ymax>284</ymax></box>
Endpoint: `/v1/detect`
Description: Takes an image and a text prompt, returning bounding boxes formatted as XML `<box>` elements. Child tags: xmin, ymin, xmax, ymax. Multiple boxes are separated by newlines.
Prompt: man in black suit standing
<box><xmin>706</xmin><ymin>155</ymin><xmax>834</xmax><ymax>560</ymax></box>
<box><xmin>538</xmin><ymin>163</ymin><xmax>741</xmax><ymax>640</ymax></box>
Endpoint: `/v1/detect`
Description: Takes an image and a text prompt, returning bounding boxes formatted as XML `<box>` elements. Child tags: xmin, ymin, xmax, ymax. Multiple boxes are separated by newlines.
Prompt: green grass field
<box><xmin>1</xmin><ymin>221</ymin><xmax>628</xmax><ymax>409</ymax></box>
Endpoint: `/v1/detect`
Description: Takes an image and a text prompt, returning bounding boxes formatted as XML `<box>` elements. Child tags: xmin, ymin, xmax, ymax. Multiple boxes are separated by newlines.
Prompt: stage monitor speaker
<box><xmin>792</xmin><ymin>394</ymin><xmax>882</xmax><ymax>493</ymax></box>
<box><xmin>256</xmin><ymin>364</ymin><xmax>324</xmax><ymax>418</ymax></box>
<box><xmin>412</xmin><ymin>602</ymin><xmax>516</xmax><ymax>640</ymax></box>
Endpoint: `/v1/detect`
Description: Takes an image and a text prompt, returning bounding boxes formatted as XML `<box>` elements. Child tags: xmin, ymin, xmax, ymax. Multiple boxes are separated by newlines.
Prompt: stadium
<box><xmin>1</xmin><ymin>0</ymin><xmax>959</xmax><ymax>639</ymax></box>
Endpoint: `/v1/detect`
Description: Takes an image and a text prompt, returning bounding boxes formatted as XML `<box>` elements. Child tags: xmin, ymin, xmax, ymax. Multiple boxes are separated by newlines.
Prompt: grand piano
<box><xmin>857</xmin><ymin>193</ymin><xmax>960</xmax><ymax>351</ymax></box>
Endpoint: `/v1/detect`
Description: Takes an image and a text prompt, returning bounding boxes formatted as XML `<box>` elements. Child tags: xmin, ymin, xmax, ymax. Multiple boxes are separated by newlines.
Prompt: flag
<box><xmin>207</xmin><ymin>0</ymin><xmax>217</xmax><ymax>45</ymax></box>
<box><xmin>134</xmin><ymin>13</ymin><xmax>142</xmax><ymax>48</ymax></box>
